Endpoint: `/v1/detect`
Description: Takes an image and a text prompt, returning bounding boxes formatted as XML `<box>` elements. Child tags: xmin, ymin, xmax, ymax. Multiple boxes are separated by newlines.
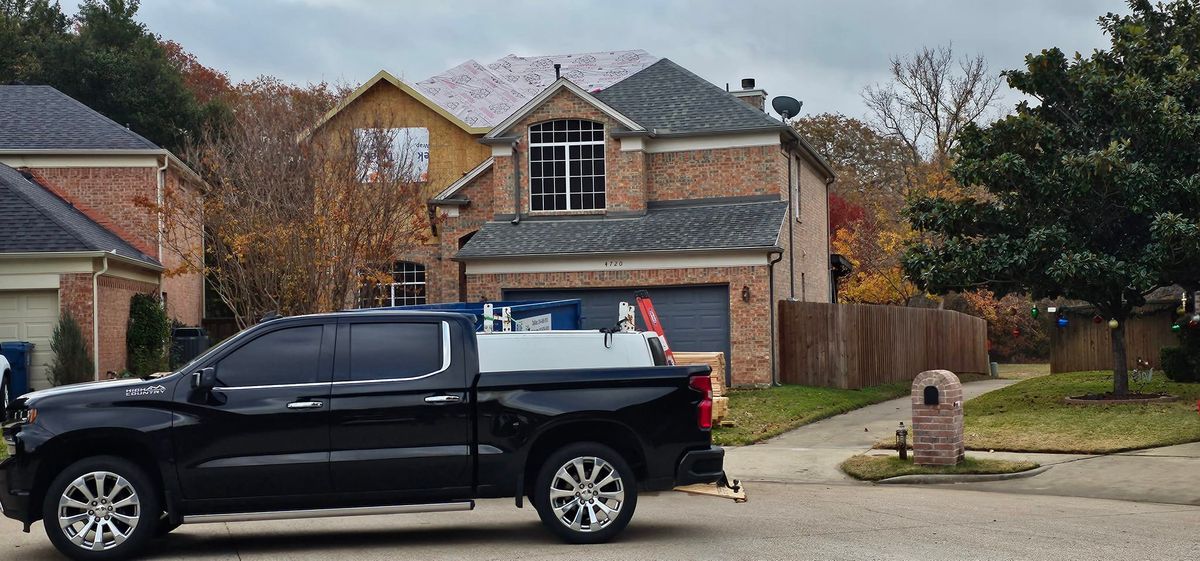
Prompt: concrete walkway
<box><xmin>724</xmin><ymin>377</ymin><xmax>1200</xmax><ymax>507</ymax></box>
<box><xmin>723</xmin><ymin>379</ymin><xmax>1016</xmax><ymax>484</ymax></box>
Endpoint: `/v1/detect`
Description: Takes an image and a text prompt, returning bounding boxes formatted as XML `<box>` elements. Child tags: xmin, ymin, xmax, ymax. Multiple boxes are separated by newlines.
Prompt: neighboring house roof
<box><xmin>455</xmin><ymin>199</ymin><xmax>786</xmax><ymax>259</ymax></box>
<box><xmin>414</xmin><ymin>50</ymin><xmax>658</xmax><ymax>128</ymax></box>
<box><xmin>432</xmin><ymin>157</ymin><xmax>493</xmax><ymax>202</ymax></box>
<box><xmin>303</xmin><ymin>70</ymin><xmax>490</xmax><ymax>138</ymax></box>
<box><xmin>594</xmin><ymin>59</ymin><xmax>782</xmax><ymax>135</ymax></box>
<box><xmin>0</xmin><ymin>85</ymin><xmax>159</xmax><ymax>150</ymax></box>
<box><xmin>0</xmin><ymin>163</ymin><xmax>160</xmax><ymax>267</ymax></box>
<box><xmin>484</xmin><ymin>78</ymin><xmax>644</xmax><ymax>140</ymax></box>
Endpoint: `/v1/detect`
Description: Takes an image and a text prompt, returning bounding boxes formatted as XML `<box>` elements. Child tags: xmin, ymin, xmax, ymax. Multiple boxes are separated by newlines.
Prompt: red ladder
<box><xmin>635</xmin><ymin>290</ymin><xmax>676</xmax><ymax>365</ymax></box>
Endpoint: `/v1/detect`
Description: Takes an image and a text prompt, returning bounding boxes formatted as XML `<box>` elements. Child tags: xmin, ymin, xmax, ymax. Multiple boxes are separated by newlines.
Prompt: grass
<box><xmin>995</xmin><ymin>363</ymin><xmax>1050</xmax><ymax>380</ymax></box>
<box><xmin>963</xmin><ymin>371</ymin><xmax>1200</xmax><ymax>454</ymax></box>
<box><xmin>841</xmin><ymin>454</ymin><xmax>1039</xmax><ymax>481</ymax></box>
<box><xmin>712</xmin><ymin>382</ymin><xmax>911</xmax><ymax>446</ymax></box>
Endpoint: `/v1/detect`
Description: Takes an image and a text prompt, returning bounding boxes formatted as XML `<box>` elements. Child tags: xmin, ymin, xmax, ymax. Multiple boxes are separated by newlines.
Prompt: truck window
<box><xmin>349</xmin><ymin>322</ymin><xmax>442</xmax><ymax>381</ymax></box>
<box><xmin>216</xmin><ymin>325</ymin><xmax>322</xmax><ymax>387</ymax></box>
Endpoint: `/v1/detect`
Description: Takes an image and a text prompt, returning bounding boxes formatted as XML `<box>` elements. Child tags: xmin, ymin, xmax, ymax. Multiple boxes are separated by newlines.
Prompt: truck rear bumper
<box><xmin>675</xmin><ymin>445</ymin><xmax>725</xmax><ymax>486</ymax></box>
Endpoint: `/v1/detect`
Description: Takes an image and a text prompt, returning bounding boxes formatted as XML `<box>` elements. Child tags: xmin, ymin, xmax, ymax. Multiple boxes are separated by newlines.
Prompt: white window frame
<box><xmin>359</xmin><ymin>261</ymin><xmax>427</xmax><ymax>308</ymax></box>
<box><xmin>527</xmin><ymin>119</ymin><xmax>607</xmax><ymax>212</ymax></box>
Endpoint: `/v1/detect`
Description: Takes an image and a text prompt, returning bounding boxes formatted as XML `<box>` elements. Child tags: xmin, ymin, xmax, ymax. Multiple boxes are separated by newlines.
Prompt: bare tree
<box><xmin>144</xmin><ymin>78</ymin><xmax>432</xmax><ymax>328</ymax></box>
<box><xmin>862</xmin><ymin>44</ymin><xmax>1002</xmax><ymax>169</ymax></box>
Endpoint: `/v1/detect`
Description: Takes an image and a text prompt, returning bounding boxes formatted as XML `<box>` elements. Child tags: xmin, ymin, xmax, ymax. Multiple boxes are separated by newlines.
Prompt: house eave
<box><xmin>0</xmin><ymin>250</ymin><xmax>163</xmax><ymax>271</ymax></box>
<box><xmin>454</xmin><ymin>245</ymin><xmax>781</xmax><ymax>262</ymax></box>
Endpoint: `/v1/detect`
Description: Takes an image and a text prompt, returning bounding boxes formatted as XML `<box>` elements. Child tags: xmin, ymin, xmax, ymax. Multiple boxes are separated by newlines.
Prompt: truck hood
<box><xmin>17</xmin><ymin>377</ymin><xmax>171</xmax><ymax>406</ymax></box>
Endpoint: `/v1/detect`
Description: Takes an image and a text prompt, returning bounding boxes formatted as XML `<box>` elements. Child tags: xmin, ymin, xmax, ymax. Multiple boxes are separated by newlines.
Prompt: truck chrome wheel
<box><xmin>57</xmin><ymin>471</ymin><xmax>141</xmax><ymax>551</ymax></box>
<box><xmin>549</xmin><ymin>456</ymin><xmax>625</xmax><ymax>532</ymax></box>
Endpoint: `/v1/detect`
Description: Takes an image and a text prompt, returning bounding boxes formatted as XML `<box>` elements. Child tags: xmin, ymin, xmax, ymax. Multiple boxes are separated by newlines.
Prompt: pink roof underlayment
<box><xmin>412</xmin><ymin>50</ymin><xmax>658</xmax><ymax>128</ymax></box>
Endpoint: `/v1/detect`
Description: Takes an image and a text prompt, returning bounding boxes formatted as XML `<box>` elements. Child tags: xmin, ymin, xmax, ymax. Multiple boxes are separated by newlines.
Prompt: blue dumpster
<box><xmin>351</xmin><ymin>300</ymin><xmax>583</xmax><ymax>332</ymax></box>
<box><xmin>0</xmin><ymin>341</ymin><xmax>34</xmax><ymax>397</ymax></box>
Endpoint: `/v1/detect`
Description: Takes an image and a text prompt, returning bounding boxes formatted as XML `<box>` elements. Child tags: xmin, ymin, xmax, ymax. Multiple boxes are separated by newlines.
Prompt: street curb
<box><xmin>875</xmin><ymin>465</ymin><xmax>1051</xmax><ymax>485</ymax></box>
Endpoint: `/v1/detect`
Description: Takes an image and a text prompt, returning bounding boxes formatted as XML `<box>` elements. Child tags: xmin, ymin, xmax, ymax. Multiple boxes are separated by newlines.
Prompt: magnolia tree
<box><xmin>147</xmin><ymin>78</ymin><xmax>432</xmax><ymax>328</ymax></box>
<box><xmin>903</xmin><ymin>0</ymin><xmax>1200</xmax><ymax>395</ymax></box>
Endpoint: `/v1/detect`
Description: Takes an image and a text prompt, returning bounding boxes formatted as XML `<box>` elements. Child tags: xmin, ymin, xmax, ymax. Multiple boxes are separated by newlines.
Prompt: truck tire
<box><xmin>533</xmin><ymin>442</ymin><xmax>638</xmax><ymax>544</ymax></box>
<box><xmin>42</xmin><ymin>456</ymin><xmax>161</xmax><ymax>561</ymax></box>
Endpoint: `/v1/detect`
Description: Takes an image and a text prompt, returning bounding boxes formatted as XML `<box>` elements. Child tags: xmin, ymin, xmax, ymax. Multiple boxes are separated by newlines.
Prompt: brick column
<box><xmin>910</xmin><ymin>369</ymin><xmax>965</xmax><ymax>466</ymax></box>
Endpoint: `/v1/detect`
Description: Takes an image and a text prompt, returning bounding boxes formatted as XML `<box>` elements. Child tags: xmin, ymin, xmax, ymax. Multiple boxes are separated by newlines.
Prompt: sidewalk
<box><xmin>723</xmin><ymin>379</ymin><xmax>1015</xmax><ymax>484</ymax></box>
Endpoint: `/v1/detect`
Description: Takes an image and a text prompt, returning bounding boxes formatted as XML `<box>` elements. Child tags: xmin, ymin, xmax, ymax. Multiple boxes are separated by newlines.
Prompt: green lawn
<box><xmin>841</xmin><ymin>454</ymin><xmax>1039</xmax><ymax>481</ymax></box>
<box><xmin>964</xmin><ymin>371</ymin><xmax>1200</xmax><ymax>453</ymax></box>
<box><xmin>713</xmin><ymin>382</ymin><xmax>911</xmax><ymax>446</ymax></box>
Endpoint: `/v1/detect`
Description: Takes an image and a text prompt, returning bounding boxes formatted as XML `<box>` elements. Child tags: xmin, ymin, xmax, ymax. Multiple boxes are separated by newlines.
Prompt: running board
<box><xmin>181</xmin><ymin>501</ymin><xmax>475</xmax><ymax>524</ymax></box>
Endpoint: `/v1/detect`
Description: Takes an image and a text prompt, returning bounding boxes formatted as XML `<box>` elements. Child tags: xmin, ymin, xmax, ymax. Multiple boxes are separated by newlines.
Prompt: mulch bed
<box><xmin>1063</xmin><ymin>392</ymin><xmax>1179</xmax><ymax>405</ymax></box>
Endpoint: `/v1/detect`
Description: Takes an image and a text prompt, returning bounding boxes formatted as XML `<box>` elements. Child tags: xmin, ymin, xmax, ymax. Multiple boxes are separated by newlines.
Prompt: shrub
<box><xmin>127</xmin><ymin>293</ymin><xmax>171</xmax><ymax>377</ymax></box>
<box><xmin>47</xmin><ymin>311</ymin><xmax>93</xmax><ymax>387</ymax></box>
<box><xmin>1161</xmin><ymin>345</ymin><xmax>1199</xmax><ymax>383</ymax></box>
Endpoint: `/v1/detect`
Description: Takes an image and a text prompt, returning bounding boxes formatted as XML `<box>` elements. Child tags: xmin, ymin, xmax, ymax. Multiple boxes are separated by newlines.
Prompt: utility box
<box><xmin>170</xmin><ymin>327</ymin><xmax>210</xmax><ymax>367</ymax></box>
<box><xmin>910</xmin><ymin>369</ymin><xmax>965</xmax><ymax>466</ymax></box>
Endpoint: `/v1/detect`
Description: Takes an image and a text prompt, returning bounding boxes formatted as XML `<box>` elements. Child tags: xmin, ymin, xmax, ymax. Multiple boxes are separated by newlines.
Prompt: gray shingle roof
<box><xmin>594</xmin><ymin>59</ymin><xmax>784</xmax><ymax>134</ymax></box>
<box><xmin>0</xmin><ymin>163</ymin><xmax>160</xmax><ymax>266</ymax></box>
<box><xmin>0</xmin><ymin>85</ymin><xmax>159</xmax><ymax>151</ymax></box>
<box><xmin>455</xmin><ymin>200</ymin><xmax>786</xmax><ymax>258</ymax></box>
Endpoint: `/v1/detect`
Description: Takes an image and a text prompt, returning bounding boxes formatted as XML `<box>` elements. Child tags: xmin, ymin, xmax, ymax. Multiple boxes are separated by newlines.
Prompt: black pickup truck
<box><xmin>0</xmin><ymin>311</ymin><xmax>726</xmax><ymax>560</ymax></box>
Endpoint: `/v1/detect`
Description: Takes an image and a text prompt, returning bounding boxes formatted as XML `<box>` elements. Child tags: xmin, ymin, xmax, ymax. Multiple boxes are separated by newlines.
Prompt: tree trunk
<box><xmin>1111</xmin><ymin>319</ymin><xmax>1129</xmax><ymax>396</ymax></box>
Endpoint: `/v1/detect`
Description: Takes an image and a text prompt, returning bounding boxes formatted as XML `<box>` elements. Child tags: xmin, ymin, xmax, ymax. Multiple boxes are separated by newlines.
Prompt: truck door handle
<box><xmin>424</xmin><ymin>394</ymin><xmax>461</xmax><ymax>404</ymax></box>
<box><xmin>287</xmin><ymin>401</ymin><xmax>324</xmax><ymax>409</ymax></box>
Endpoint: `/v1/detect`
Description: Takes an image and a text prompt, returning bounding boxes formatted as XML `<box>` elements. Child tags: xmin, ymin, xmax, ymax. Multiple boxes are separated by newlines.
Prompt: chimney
<box><xmin>731</xmin><ymin>77</ymin><xmax>766</xmax><ymax>112</ymax></box>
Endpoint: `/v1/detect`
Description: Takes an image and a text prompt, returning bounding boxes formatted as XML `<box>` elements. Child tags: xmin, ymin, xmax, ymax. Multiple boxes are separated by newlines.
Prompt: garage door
<box><xmin>504</xmin><ymin>285</ymin><xmax>731</xmax><ymax>382</ymax></box>
<box><xmin>0</xmin><ymin>290</ymin><xmax>59</xmax><ymax>392</ymax></box>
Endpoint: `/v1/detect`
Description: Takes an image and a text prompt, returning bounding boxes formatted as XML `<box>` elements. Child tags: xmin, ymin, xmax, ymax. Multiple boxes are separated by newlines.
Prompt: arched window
<box><xmin>528</xmin><ymin>119</ymin><xmax>605</xmax><ymax>211</ymax></box>
<box><xmin>358</xmin><ymin>261</ymin><xmax>427</xmax><ymax>308</ymax></box>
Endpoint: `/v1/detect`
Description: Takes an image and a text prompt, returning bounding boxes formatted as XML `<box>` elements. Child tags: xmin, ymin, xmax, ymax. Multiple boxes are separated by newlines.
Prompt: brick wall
<box><xmin>492</xmin><ymin>89</ymin><xmax>647</xmax><ymax>216</ymax></box>
<box><xmin>467</xmin><ymin>266</ymin><xmax>774</xmax><ymax>386</ymax></box>
<box><xmin>646</xmin><ymin>145</ymin><xmax>784</xmax><ymax>202</ymax></box>
<box><xmin>58</xmin><ymin>274</ymin><xmax>95</xmax><ymax>365</ymax></box>
<box><xmin>30</xmin><ymin>167</ymin><xmax>158</xmax><ymax>255</ymax></box>
<box><xmin>160</xmin><ymin>168</ymin><xmax>204</xmax><ymax>325</ymax></box>
<box><xmin>96</xmin><ymin>276</ymin><xmax>159</xmax><ymax>375</ymax></box>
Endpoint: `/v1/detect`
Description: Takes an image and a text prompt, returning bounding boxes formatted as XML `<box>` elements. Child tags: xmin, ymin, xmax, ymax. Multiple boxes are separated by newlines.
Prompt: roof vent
<box><xmin>554</xmin><ymin>63</ymin><xmax>561</xmax><ymax>79</ymax></box>
<box><xmin>741</xmin><ymin>78</ymin><xmax>755</xmax><ymax>90</ymax></box>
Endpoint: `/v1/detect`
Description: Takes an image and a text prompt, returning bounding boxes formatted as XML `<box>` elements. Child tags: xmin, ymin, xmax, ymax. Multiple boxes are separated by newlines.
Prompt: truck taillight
<box><xmin>689</xmin><ymin>375</ymin><xmax>713</xmax><ymax>430</ymax></box>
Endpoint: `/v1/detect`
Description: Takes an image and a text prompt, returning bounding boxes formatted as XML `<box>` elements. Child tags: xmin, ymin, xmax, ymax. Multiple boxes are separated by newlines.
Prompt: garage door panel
<box><xmin>0</xmin><ymin>290</ymin><xmax>60</xmax><ymax>391</ymax></box>
<box><xmin>504</xmin><ymin>285</ymin><xmax>731</xmax><ymax>381</ymax></box>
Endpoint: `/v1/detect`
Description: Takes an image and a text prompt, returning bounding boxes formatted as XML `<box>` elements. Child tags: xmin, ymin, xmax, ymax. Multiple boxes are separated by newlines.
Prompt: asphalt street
<box><xmin>3</xmin><ymin>482</ymin><xmax>1198</xmax><ymax>561</ymax></box>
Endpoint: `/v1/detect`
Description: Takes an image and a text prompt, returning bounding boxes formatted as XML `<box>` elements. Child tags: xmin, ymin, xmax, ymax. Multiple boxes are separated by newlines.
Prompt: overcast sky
<box><xmin>90</xmin><ymin>0</ymin><xmax>1127</xmax><ymax>119</ymax></box>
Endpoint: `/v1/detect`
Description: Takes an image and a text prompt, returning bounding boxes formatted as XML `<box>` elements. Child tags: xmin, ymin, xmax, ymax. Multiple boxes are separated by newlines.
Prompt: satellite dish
<box><xmin>772</xmin><ymin>96</ymin><xmax>803</xmax><ymax>120</ymax></box>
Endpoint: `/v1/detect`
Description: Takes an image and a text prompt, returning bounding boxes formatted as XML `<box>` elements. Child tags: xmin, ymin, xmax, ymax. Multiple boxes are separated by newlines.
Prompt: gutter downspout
<box><xmin>825</xmin><ymin>175</ymin><xmax>835</xmax><ymax>302</ymax></box>
<box><xmin>510</xmin><ymin>140</ymin><xmax>521</xmax><ymax>225</ymax></box>
<box><xmin>787</xmin><ymin>152</ymin><xmax>796</xmax><ymax>300</ymax></box>
<box><xmin>156</xmin><ymin>154</ymin><xmax>168</xmax><ymax>263</ymax></box>
<box><xmin>768</xmin><ymin>250</ymin><xmax>784</xmax><ymax>386</ymax></box>
<box><xmin>92</xmin><ymin>253</ymin><xmax>110</xmax><ymax>381</ymax></box>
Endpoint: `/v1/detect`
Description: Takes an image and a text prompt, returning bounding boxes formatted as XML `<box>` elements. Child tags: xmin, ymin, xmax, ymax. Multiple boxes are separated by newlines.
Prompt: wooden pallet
<box><xmin>672</xmin><ymin>352</ymin><xmax>729</xmax><ymax>424</ymax></box>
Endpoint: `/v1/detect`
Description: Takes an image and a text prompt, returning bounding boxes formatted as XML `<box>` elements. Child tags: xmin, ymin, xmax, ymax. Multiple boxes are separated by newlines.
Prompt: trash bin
<box><xmin>170</xmin><ymin>327</ymin><xmax>210</xmax><ymax>367</ymax></box>
<box><xmin>0</xmin><ymin>341</ymin><xmax>35</xmax><ymax>397</ymax></box>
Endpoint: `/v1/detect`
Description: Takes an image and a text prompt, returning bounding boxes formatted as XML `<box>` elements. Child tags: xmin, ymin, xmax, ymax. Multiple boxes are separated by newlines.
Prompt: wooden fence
<box><xmin>778</xmin><ymin>301</ymin><xmax>989</xmax><ymax>389</ymax></box>
<box><xmin>1050</xmin><ymin>310</ymin><xmax>1176</xmax><ymax>373</ymax></box>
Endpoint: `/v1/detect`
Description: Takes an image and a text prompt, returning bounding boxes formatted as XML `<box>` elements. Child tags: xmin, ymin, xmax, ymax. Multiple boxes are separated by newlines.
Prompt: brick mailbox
<box><xmin>911</xmin><ymin>369</ymin><xmax>965</xmax><ymax>466</ymax></box>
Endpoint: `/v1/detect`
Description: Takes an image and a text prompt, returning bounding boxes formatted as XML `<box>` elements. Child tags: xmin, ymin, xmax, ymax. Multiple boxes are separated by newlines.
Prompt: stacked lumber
<box><xmin>672</xmin><ymin>352</ymin><xmax>729</xmax><ymax>425</ymax></box>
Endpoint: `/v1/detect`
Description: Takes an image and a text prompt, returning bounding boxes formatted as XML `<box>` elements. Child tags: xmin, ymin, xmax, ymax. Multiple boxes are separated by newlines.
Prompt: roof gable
<box><xmin>484</xmin><ymin>78</ymin><xmax>644</xmax><ymax>139</ymax></box>
<box><xmin>594</xmin><ymin>59</ymin><xmax>782</xmax><ymax>135</ymax></box>
<box><xmin>0</xmin><ymin>164</ymin><xmax>159</xmax><ymax>266</ymax></box>
<box><xmin>0</xmin><ymin>85</ymin><xmax>160</xmax><ymax>151</ymax></box>
<box><xmin>303</xmin><ymin>70</ymin><xmax>491</xmax><ymax>139</ymax></box>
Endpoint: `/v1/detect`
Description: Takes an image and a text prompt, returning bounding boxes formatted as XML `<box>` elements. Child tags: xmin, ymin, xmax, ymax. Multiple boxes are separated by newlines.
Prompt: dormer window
<box><xmin>528</xmin><ymin>119</ymin><xmax>606</xmax><ymax>211</ymax></box>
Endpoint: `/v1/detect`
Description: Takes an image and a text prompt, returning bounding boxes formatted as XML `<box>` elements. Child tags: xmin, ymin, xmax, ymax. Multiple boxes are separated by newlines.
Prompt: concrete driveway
<box><xmin>2</xmin><ymin>483</ymin><xmax>1198</xmax><ymax>561</ymax></box>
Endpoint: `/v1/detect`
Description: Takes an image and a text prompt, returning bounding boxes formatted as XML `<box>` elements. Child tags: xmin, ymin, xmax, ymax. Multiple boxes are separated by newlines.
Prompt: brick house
<box><xmin>0</xmin><ymin>86</ymin><xmax>205</xmax><ymax>387</ymax></box>
<box><xmin>314</xmin><ymin>56</ymin><xmax>835</xmax><ymax>386</ymax></box>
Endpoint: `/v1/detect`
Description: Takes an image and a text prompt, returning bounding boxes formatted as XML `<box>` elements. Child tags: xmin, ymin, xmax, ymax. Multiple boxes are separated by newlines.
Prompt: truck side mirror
<box><xmin>191</xmin><ymin>367</ymin><xmax>217</xmax><ymax>392</ymax></box>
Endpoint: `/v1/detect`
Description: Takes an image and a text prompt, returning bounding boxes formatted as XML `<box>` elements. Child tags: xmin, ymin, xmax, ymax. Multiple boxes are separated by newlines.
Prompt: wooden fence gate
<box><xmin>778</xmin><ymin>301</ymin><xmax>988</xmax><ymax>389</ymax></box>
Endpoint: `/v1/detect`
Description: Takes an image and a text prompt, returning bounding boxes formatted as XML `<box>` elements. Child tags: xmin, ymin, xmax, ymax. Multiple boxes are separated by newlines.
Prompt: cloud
<box><xmin>110</xmin><ymin>0</ymin><xmax>1124</xmax><ymax>119</ymax></box>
